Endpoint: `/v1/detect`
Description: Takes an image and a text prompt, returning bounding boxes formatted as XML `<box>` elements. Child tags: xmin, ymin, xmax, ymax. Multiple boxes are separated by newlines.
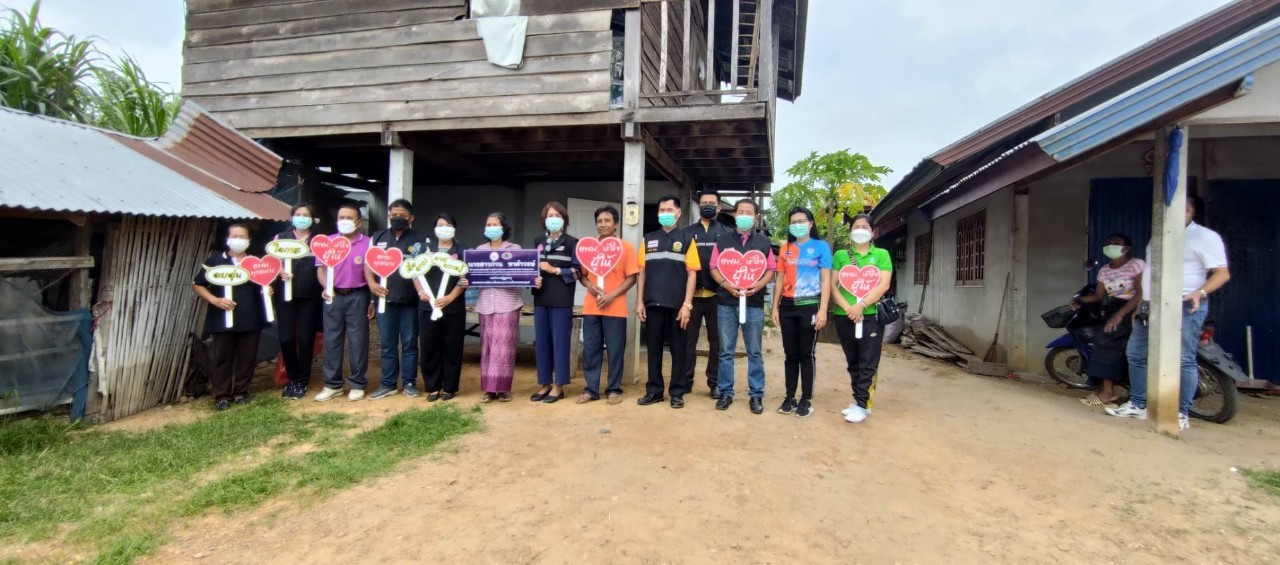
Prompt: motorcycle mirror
<box><xmin>1084</xmin><ymin>258</ymin><xmax>1101</xmax><ymax>270</ymax></box>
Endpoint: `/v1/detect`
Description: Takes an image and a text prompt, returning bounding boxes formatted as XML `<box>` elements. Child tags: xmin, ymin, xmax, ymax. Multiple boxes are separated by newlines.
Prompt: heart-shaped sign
<box><xmin>575</xmin><ymin>237</ymin><xmax>625</xmax><ymax>279</ymax></box>
<box><xmin>839</xmin><ymin>265</ymin><xmax>882</xmax><ymax>299</ymax></box>
<box><xmin>717</xmin><ymin>249</ymin><xmax>768</xmax><ymax>288</ymax></box>
<box><xmin>399</xmin><ymin>254</ymin><xmax>434</xmax><ymax>279</ymax></box>
<box><xmin>366</xmin><ymin>247</ymin><xmax>404</xmax><ymax>278</ymax></box>
<box><xmin>310</xmin><ymin>235</ymin><xmax>352</xmax><ymax>268</ymax></box>
<box><xmin>241</xmin><ymin>255</ymin><xmax>282</xmax><ymax>287</ymax></box>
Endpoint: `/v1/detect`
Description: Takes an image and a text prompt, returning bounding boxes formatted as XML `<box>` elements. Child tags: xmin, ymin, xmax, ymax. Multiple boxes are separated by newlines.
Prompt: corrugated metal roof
<box><xmin>0</xmin><ymin>102</ymin><xmax>289</xmax><ymax>220</ymax></box>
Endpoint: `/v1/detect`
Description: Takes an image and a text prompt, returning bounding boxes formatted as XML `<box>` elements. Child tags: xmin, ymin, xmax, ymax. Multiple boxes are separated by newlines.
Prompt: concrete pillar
<box><xmin>1148</xmin><ymin>125</ymin><xmax>1189</xmax><ymax>435</ymax></box>
<box><xmin>622</xmin><ymin>139</ymin><xmax>646</xmax><ymax>381</ymax></box>
<box><xmin>1009</xmin><ymin>189</ymin><xmax>1030</xmax><ymax>369</ymax></box>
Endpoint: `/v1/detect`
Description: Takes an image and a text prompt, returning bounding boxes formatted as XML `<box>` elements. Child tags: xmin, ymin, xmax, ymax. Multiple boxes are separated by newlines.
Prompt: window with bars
<box><xmin>913</xmin><ymin>233</ymin><xmax>931</xmax><ymax>285</ymax></box>
<box><xmin>955</xmin><ymin>211</ymin><xmax>986</xmax><ymax>286</ymax></box>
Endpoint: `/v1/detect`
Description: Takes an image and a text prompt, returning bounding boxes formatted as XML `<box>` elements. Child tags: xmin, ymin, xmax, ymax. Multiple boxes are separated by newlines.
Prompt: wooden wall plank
<box><xmin>186</xmin><ymin>11</ymin><xmax>612</xmax><ymax>64</ymax></box>
<box><xmin>187</xmin><ymin>7</ymin><xmax>461</xmax><ymax>49</ymax></box>
<box><xmin>517</xmin><ymin>0</ymin><xmax>640</xmax><ymax>15</ymax></box>
<box><xmin>183</xmin><ymin>30</ymin><xmax>612</xmax><ymax>83</ymax></box>
<box><xmin>188</xmin><ymin>0</ymin><xmax>464</xmax><ymax>29</ymax></box>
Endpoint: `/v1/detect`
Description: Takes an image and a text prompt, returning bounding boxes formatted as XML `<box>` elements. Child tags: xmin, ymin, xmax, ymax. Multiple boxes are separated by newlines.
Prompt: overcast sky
<box><xmin>3</xmin><ymin>0</ymin><xmax>1233</xmax><ymax>189</ymax></box>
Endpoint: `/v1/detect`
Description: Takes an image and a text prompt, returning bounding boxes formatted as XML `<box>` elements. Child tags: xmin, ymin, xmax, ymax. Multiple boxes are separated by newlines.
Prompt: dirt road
<box><xmin>145</xmin><ymin>339</ymin><xmax>1280</xmax><ymax>564</ymax></box>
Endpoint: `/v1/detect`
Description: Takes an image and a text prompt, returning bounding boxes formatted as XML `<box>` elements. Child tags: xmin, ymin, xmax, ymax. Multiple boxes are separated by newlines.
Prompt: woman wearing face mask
<box><xmin>531</xmin><ymin>202</ymin><xmax>579</xmax><ymax>403</ymax></box>
<box><xmin>1071</xmin><ymin>233</ymin><xmax>1144</xmax><ymax>406</ymax></box>
<box><xmin>193</xmin><ymin>224</ymin><xmax>272</xmax><ymax>411</ymax></box>
<box><xmin>274</xmin><ymin>205</ymin><xmax>323</xmax><ymax>400</ymax></box>
<box><xmin>416</xmin><ymin>213</ymin><xmax>468</xmax><ymax>402</ymax></box>
<box><xmin>830</xmin><ymin>214</ymin><xmax>892</xmax><ymax>424</ymax></box>
<box><xmin>475</xmin><ymin>212</ymin><xmax>523</xmax><ymax>403</ymax></box>
<box><xmin>770</xmin><ymin>207</ymin><xmax>832</xmax><ymax>418</ymax></box>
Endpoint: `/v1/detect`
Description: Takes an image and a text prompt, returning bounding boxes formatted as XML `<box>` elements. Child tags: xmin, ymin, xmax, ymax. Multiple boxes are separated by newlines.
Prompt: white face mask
<box><xmin>227</xmin><ymin>237</ymin><xmax>250</xmax><ymax>253</ymax></box>
<box><xmin>337</xmin><ymin>219</ymin><xmax>357</xmax><ymax>235</ymax></box>
<box><xmin>851</xmin><ymin>228</ymin><xmax>874</xmax><ymax>245</ymax></box>
<box><xmin>434</xmin><ymin>226</ymin><xmax>455</xmax><ymax>241</ymax></box>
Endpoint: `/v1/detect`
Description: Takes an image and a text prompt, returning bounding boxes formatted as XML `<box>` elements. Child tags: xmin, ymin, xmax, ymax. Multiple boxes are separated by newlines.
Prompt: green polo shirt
<box><xmin>832</xmin><ymin>245</ymin><xmax>893</xmax><ymax>316</ymax></box>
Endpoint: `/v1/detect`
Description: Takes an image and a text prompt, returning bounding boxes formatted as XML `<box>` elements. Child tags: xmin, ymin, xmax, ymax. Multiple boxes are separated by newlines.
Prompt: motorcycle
<box><xmin>1042</xmin><ymin>284</ymin><xmax>1242</xmax><ymax>423</ymax></box>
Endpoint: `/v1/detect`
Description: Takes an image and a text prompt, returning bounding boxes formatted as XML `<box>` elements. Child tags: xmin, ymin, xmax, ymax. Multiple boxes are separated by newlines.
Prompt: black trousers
<box><xmin>645</xmin><ymin>305</ymin><xmax>688</xmax><ymax>398</ymax></box>
<box><xmin>779</xmin><ymin>304</ymin><xmax>819</xmax><ymax>400</ymax></box>
<box><xmin>834</xmin><ymin>316</ymin><xmax>882</xmax><ymax>409</ymax></box>
<box><xmin>211</xmin><ymin>330</ymin><xmax>261</xmax><ymax>402</ymax></box>
<box><xmin>275</xmin><ymin>296</ymin><xmax>322</xmax><ymax>386</ymax></box>
<box><xmin>683</xmin><ymin>295</ymin><xmax>720</xmax><ymax>392</ymax></box>
<box><xmin>420</xmin><ymin>308</ymin><xmax>465</xmax><ymax>394</ymax></box>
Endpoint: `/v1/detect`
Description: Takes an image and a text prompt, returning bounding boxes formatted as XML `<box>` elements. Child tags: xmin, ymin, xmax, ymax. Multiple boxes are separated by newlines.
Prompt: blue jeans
<box><xmin>717</xmin><ymin>304</ymin><xmax>765</xmax><ymax>399</ymax></box>
<box><xmin>535</xmin><ymin>305</ymin><xmax>573</xmax><ymax>386</ymax></box>
<box><xmin>582</xmin><ymin>315</ymin><xmax>627</xmax><ymax>397</ymax></box>
<box><xmin>1127</xmin><ymin>302</ymin><xmax>1207</xmax><ymax>415</ymax></box>
<box><xmin>377</xmin><ymin>302</ymin><xmax>419</xmax><ymax>389</ymax></box>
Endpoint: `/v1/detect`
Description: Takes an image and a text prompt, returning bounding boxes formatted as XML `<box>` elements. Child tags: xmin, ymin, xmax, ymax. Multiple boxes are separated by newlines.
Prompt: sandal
<box><xmin>481</xmin><ymin>393</ymin><xmax>497</xmax><ymax>403</ymax></box>
<box><xmin>497</xmin><ymin>393</ymin><xmax>512</xmax><ymax>402</ymax></box>
<box><xmin>576</xmin><ymin>393</ymin><xmax>597</xmax><ymax>404</ymax></box>
<box><xmin>1078</xmin><ymin>394</ymin><xmax>1103</xmax><ymax>407</ymax></box>
<box><xmin>607</xmin><ymin>392</ymin><xmax>623</xmax><ymax>405</ymax></box>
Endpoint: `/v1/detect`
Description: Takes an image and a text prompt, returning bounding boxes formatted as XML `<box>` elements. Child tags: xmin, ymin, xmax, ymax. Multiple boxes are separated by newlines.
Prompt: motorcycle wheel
<box><xmin>1045</xmin><ymin>347</ymin><xmax>1090</xmax><ymax>389</ymax></box>
<box><xmin>1189</xmin><ymin>362</ymin><xmax>1239</xmax><ymax>424</ymax></box>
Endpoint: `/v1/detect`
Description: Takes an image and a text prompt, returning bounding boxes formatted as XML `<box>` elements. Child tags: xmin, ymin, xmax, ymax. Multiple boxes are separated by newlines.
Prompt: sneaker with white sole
<box><xmin>368</xmin><ymin>386</ymin><xmax>398</xmax><ymax>400</ymax></box>
<box><xmin>841</xmin><ymin>402</ymin><xmax>859</xmax><ymax>416</ymax></box>
<box><xmin>844</xmin><ymin>405</ymin><xmax>868</xmax><ymax>423</ymax></box>
<box><xmin>1179</xmin><ymin>413</ymin><xmax>1190</xmax><ymax>430</ymax></box>
<box><xmin>348</xmin><ymin>389</ymin><xmax>365</xmax><ymax>402</ymax></box>
<box><xmin>314</xmin><ymin>387</ymin><xmax>343</xmax><ymax>402</ymax></box>
<box><xmin>795</xmin><ymin>399</ymin><xmax>813</xmax><ymax>418</ymax></box>
<box><xmin>1104</xmin><ymin>401</ymin><xmax>1147</xmax><ymax>420</ymax></box>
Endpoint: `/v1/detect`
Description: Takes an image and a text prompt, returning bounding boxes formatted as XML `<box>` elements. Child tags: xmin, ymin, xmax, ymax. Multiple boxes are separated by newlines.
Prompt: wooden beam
<box><xmin>517</xmin><ymin>0</ymin><xmax>641</xmax><ymax>15</ymax></box>
<box><xmin>0</xmin><ymin>256</ymin><xmax>94</xmax><ymax>272</ymax></box>
<box><xmin>758</xmin><ymin>0</ymin><xmax>775</xmax><ymax>102</ymax></box>
<box><xmin>624</xmin><ymin>9</ymin><xmax>642</xmax><ymax>109</ymax></box>
<box><xmin>1148</xmin><ymin>125</ymin><xmax>1189</xmax><ymax>436</ymax></box>
<box><xmin>68</xmin><ymin>224</ymin><xmax>93</xmax><ymax>308</ymax></box>
<box><xmin>640</xmin><ymin>127</ymin><xmax>695</xmax><ymax>191</ymax></box>
<box><xmin>706</xmin><ymin>0</ymin><xmax>716</xmax><ymax>89</ymax></box>
<box><xmin>317</xmin><ymin>171</ymin><xmax>385</xmax><ymax>190</ymax></box>
<box><xmin>682</xmin><ymin>0</ymin><xmax>693</xmax><ymax>92</ymax></box>
<box><xmin>400</xmin><ymin>135</ymin><xmax>520</xmax><ymax>189</ymax></box>
<box><xmin>659</xmin><ymin>0</ymin><xmax>670</xmax><ymax>93</ymax></box>
<box><xmin>745</xmin><ymin>0</ymin><xmax>762</xmax><ymax>91</ymax></box>
<box><xmin>622</xmin><ymin>101</ymin><xmax>767</xmax><ymax>123</ymax></box>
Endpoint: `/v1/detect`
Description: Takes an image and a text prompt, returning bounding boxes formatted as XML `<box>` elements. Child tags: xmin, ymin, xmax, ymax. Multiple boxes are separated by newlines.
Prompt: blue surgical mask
<box><xmin>735</xmin><ymin>215</ymin><xmax>755</xmax><ymax>231</ymax></box>
<box><xmin>484</xmin><ymin>226</ymin><xmax>504</xmax><ymax>241</ymax></box>
<box><xmin>789</xmin><ymin>223</ymin><xmax>809</xmax><ymax>238</ymax></box>
<box><xmin>545</xmin><ymin>217</ymin><xmax>565</xmax><ymax>233</ymax></box>
<box><xmin>291</xmin><ymin>216</ymin><xmax>313</xmax><ymax>230</ymax></box>
<box><xmin>658</xmin><ymin>213</ymin><xmax>676</xmax><ymax>227</ymax></box>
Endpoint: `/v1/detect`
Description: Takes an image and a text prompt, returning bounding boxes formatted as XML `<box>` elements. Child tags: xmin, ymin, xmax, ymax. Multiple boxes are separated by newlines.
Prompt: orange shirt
<box><xmin>582</xmin><ymin>239</ymin><xmax>640</xmax><ymax>318</ymax></box>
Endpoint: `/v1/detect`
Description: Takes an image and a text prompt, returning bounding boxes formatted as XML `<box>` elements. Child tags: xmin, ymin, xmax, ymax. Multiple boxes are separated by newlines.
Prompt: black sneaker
<box><xmin>777</xmin><ymin>397</ymin><xmax>796</xmax><ymax>414</ymax></box>
<box><xmin>215</xmin><ymin>400</ymin><xmax>230</xmax><ymax>411</ymax></box>
<box><xmin>637</xmin><ymin>394</ymin><xmax>664</xmax><ymax>406</ymax></box>
<box><xmin>708</xmin><ymin>386</ymin><xmax>720</xmax><ymax>398</ymax></box>
<box><xmin>715</xmin><ymin>394</ymin><xmax>733</xmax><ymax>411</ymax></box>
<box><xmin>749</xmin><ymin>397</ymin><xmax>764</xmax><ymax>414</ymax></box>
<box><xmin>670</xmin><ymin>396</ymin><xmax>685</xmax><ymax>409</ymax></box>
<box><xmin>795</xmin><ymin>399</ymin><xmax>813</xmax><ymax>418</ymax></box>
<box><xmin>232</xmin><ymin>396</ymin><xmax>249</xmax><ymax>405</ymax></box>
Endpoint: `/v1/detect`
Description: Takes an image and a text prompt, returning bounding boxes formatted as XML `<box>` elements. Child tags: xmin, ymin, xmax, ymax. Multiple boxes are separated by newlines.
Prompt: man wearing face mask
<box><xmin>315</xmin><ymin>203</ymin><xmax>374</xmax><ymax>402</ymax></box>
<box><xmin>709</xmin><ymin>199</ymin><xmax>777</xmax><ymax>414</ymax></box>
<box><xmin>636</xmin><ymin>195</ymin><xmax>701</xmax><ymax>409</ymax></box>
<box><xmin>683</xmin><ymin>189</ymin><xmax>731</xmax><ymax>397</ymax></box>
<box><xmin>367</xmin><ymin>199</ymin><xmax>428</xmax><ymax>400</ymax></box>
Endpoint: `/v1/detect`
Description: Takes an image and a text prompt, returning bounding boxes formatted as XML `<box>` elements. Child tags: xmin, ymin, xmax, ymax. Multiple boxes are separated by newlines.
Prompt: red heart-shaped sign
<box><xmin>575</xmin><ymin>237</ymin><xmax>625</xmax><ymax>279</ymax></box>
<box><xmin>366</xmin><ymin>247</ymin><xmax>404</xmax><ymax>278</ymax></box>
<box><xmin>241</xmin><ymin>255</ymin><xmax>282</xmax><ymax>287</ymax></box>
<box><xmin>310</xmin><ymin>235</ymin><xmax>352</xmax><ymax>268</ymax></box>
<box><xmin>839</xmin><ymin>265</ymin><xmax>882</xmax><ymax>299</ymax></box>
<box><xmin>717</xmin><ymin>249</ymin><xmax>768</xmax><ymax>288</ymax></box>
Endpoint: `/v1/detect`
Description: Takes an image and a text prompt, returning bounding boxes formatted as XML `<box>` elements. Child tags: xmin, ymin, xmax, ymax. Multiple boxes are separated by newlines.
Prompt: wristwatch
<box><xmin>682</xmin><ymin>303</ymin><xmax>693</xmax><ymax>310</ymax></box>
<box><xmin>1198</xmin><ymin>289</ymin><xmax>1208</xmax><ymax>298</ymax></box>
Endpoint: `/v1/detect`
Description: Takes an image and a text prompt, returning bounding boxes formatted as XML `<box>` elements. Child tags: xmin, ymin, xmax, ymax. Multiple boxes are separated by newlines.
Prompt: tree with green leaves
<box><xmin>767</xmin><ymin>150</ymin><xmax>891</xmax><ymax>249</ymax></box>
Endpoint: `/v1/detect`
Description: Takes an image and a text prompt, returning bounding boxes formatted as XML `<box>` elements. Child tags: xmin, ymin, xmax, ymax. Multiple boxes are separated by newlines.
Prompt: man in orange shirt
<box><xmin>577</xmin><ymin>206</ymin><xmax>640</xmax><ymax>404</ymax></box>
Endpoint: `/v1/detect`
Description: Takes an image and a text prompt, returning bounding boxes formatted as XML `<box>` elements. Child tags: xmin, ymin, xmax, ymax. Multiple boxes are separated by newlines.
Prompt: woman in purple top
<box><xmin>474</xmin><ymin>212</ymin><xmax>523</xmax><ymax>402</ymax></box>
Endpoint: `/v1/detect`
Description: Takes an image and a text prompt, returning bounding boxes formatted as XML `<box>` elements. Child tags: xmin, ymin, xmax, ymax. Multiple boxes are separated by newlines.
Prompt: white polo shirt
<box><xmin>1141</xmin><ymin>222</ymin><xmax>1228</xmax><ymax>300</ymax></box>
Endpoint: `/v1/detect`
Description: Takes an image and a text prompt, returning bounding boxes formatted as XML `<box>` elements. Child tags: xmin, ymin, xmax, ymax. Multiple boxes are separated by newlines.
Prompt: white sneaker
<box><xmin>1105</xmin><ymin>401</ymin><xmax>1148</xmax><ymax>420</ymax></box>
<box><xmin>841</xmin><ymin>403</ymin><xmax>859</xmax><ymax>416</ymax></box>
<box><xmin>844</xmin><ymin>406</ymin><xmax>869</xmax><ymax>423</ymax></box>
<box><xmin>1179</xmin><ymin>413</ymin><xmax>1191</xmax><ymax>430</ymax></box>
<box><xmin>314</xmin><ymin>387</ymin><xmax>343</xmax><ymax>402</ymax></box>
<box><xmin>348</xmin><ymin>389</ymin><xmax>365</xmax><ymax>402</ymax></box>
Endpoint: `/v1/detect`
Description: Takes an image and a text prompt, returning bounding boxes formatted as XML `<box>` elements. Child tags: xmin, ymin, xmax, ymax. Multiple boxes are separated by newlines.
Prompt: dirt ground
<box><xmin>131</xmin><ymin>336</ymin><xmax>1279</xmax><ymax>565</ymax></box>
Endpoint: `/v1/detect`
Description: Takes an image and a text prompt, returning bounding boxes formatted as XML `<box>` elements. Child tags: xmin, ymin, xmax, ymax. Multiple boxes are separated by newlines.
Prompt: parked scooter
<box><xmin>1042</xmin><ymin>284</ymin><xmax>1242</xmax><ymax>423</ymax></box>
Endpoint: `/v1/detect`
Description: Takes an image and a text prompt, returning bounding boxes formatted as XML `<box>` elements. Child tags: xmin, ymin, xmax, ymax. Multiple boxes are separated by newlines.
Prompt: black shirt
<box><xmin>641</xmin><ymin>227</ymin><xmax>697</xmax><ymax>309</ymax></box>
<box><xmin>271</xmin><ymin>230</ymin><xmax>322</xmax><ymax>299</ymax></box>
<box><xmin>194</xmin><ymin>251</ymin><xmax>269</xmax><ymax>335</ymax></box>
<box><xmin>419</xmin><ymin>240</ymin><xmax>467</xmax><ymax>315</ymax></box>
<box><xmin>531</xmin><ymin>233</ymin><xmax>579</xmax><ymax>308</ymax></box>
<box><xmin>369</xmin><ymin>228</ymin><xmax>429</xmax><ymax>304</ymax></box>
<box><xmin>686</xmin><ymin>219</ymin><xmax>732</xmax><ymax>292</ymax></box>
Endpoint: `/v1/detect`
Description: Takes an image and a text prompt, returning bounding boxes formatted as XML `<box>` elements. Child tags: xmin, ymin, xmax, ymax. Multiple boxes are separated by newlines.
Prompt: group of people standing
<box><xmin>191</xmin><ymin>191</ymin><xmax>895</xmax><ymax>423</ymax></box>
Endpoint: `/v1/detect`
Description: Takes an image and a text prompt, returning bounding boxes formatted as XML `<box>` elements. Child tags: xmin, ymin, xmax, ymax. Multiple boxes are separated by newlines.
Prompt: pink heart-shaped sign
<box><xmin>310</xmin><ymin>235</ymin><xmax>352</xmax><ymax>268</ymax></box>
<box><xmin>241</xmin><ymin>255</ymin><xmax>282</xmax><ymax>287</ymax></box>
<box><xmin>366</xmin><ymin>247</ymin><xmax>404</xmax><ymax>278</ymax></box>
<box><xmin>839</xmin><ymin>265</ymin><xmax>882</xmax><ymax>299</ymax></box>
<box><xmin>575</xmin><ymin>237</ymin><xmax>625</xmax><ymax>279</ymax></box>
<box><xmin>717</xmin><ymin>249</ymin><xmax>768</xmax><ymax>288</ymax></box>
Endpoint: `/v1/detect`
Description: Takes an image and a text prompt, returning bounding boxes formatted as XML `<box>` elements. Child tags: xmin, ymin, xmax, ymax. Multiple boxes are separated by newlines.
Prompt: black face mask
<box><xmin>389</xmin><ymin>217</ymin><xmax>410</xmax><ymax>231</ymax></box>
<box><xmin>699</xmin><ymin>205</ymin><xmax>718</xmax><ymax>220</ymax></box>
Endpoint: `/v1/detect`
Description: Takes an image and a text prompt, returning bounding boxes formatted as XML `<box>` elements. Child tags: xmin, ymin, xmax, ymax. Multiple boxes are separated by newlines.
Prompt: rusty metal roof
<box><xmin>0</xmin><ymin>101</ymin><xmax>289</xmax><ymax>220</ymax></box>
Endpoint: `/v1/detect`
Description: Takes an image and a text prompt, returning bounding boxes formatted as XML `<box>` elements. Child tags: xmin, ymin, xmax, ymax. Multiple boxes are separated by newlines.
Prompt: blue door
<box><xmin>1205</xmin><ymin>180</ymin><xmax>1279</xmax><ymax>383</ymax></box>
<box><xmin>1089</xmin><ymin>178</ymin><xmax>1153</xmax><ymax>269</ymax></box>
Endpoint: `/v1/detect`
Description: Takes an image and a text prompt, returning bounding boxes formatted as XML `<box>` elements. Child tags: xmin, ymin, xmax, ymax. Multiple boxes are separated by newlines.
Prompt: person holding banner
<box><xmin>417</xmin><ymin>212</ymin><xmax>467</xmax><ymax>402</ymax></box>
<box><xmin>273</xmin><ymin>204</ymin><xmax>323</xmax><ymax>400</ymax></box>
<box><xmin>475</xmin><ymin>212</ymin><xmax>523</xmax><ymax>403</ymax></box>
<box><xmin>314</xmin><ymin>204</ymin><xmax>374</xmax><ymax>403</ymax></box>
<box><xmin>636</xmin><ymin>195</ymin><xmax>700</xmax><ymax>409</ymax></box>
<box><xmin>770</xmin><ymin>207</ymin><xmax>832</xmax><ymax>418</ymax></box>
<box><xmin>530</xmin><ymin>202</ymin><xmax>579</xmax><ymax>403</ymax></box>
<box><xmin>831</xmin><ymin>214</ymin><xmax>892</xmax><ymax>424</ymax></box>
<box><xmin>709</xmin><ymin>199</ymin><xmax>776</xmax><ymax>414</ymax></box>
<box><xmin>577</xmin><ymin>206</ymin><xmax>638</xmax><ymax>404</ymax></box>
<box><xmin>366</xmin><ymin>199</ymin><xmax>427</xmax><ymax>400</ymax></box>
<box><xmin>192</xmin><ymin>224</ymin><xmax>271</xmax><ymax>411</ymax></box>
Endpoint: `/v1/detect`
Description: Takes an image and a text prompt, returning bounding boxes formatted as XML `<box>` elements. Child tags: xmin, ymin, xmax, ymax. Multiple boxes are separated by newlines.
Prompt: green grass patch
<box><xmin>1242</xmin><ymin>468</ymin><xmax>1280</xmax><ymax>497</ymax></box>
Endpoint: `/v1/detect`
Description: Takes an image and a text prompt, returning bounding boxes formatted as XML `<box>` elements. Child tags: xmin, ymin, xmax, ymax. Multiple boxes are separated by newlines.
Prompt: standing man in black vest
<box><xmin>636</xmin><ymin>195</ymin><xmax>701</xmax><ymax>409</ymax></box>
<box><xmin>710</xmin><ymin>199</ymin><xmax>776</xmax><ymax>414</ymax></box>
<box><xmin>367</xmin><ymin>199</ymin><xmax>428</xmax><ymax>400</ymax></box>
<box><xmin>684</xmin><ymin>189</ymin><xmax>731</xmax><ymax>397</ymax></box>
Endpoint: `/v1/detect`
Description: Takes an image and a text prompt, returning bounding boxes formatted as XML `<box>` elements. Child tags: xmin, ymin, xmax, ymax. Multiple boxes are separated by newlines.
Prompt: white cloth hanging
<box><xmin>472</xmin><ymin>0</ymin><xmax>528</xmax><ymax>68</ymax></box>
